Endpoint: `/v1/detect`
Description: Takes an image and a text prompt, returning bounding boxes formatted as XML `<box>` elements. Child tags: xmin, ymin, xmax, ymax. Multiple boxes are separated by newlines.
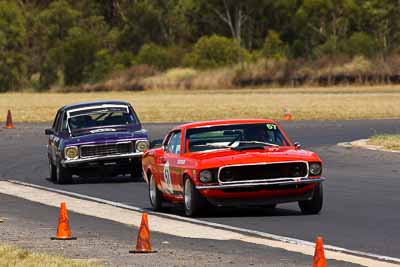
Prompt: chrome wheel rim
<box><xmin>184</xmin><ymin>179</ymin><xmax>192</xmax><ymax>211</ymax></box>
<box><xmin>149</xmin><ymin>174</ymin><xmax>156</xmax><ymax>206</ymax></box>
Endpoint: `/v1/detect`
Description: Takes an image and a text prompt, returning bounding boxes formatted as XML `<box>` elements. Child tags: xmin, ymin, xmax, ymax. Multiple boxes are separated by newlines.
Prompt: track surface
<box><xmin>1</xmin><ymin>120</ymin><xmax>400</xmax><ymax>258</ymax></box>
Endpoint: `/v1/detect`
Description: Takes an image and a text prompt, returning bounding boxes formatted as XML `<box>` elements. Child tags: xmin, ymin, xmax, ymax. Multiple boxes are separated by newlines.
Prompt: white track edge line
<box><xmin>6</xmin><ymin>179</ymin><xmax>400</xmax><ymax>264</ymax></box>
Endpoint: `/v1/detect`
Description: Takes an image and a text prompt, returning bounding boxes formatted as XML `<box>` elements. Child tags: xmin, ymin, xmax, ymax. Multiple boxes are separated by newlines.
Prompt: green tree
<box><xmin>0</xmin><ymin>1</ymin><xmax>26</xmax><ymax>91</ymax></box>
<box><xmin>136</xmin><ymin>43</ymin><xmax>169</xmax><ymax>70</ymax></box>
<box><xmin>34</xmin><ymin>0</ymin><xmax>81</xmax><ymax>89</ymax></box>
<box><xmin>85</xmin><ymin>49</ymin><xmax>114</xmax><ymax>83</ymax></box>
<box><xmin>263</xmin><ymin>30</ymin><xmax>288</xmax><ymax>60</ymax></box>
<box><xmin>360</xmin><ymin>0</ymin><xmax>400</xmax><ymax>57</ymax></box>
<box><xmin>295</xmin><ymin>0</ymin><xmax>359</xmax><ymax>57</ymax></box>
<box><xmin>62</xmin><ymin>27</ymin><xmax>99</xmax><ymax>85</ymax></box>
<box><xmin>185</xmin><ymin>35</ymin><xmax>247</xmax><ymax>69</ymax></box>
<box><xmin>344</xmin><ymin>32</ymin><xmax>380</xmax><ymax>58</ymax></box>
<box><xmin>118</xmin><ymin>0</ymin><xmax>163</xmax><ymax>52</ymax></box>
<box><xmin>37</xmin><ymin>0</ymin><xmax>80</xmax><ymax>43</ymax></box>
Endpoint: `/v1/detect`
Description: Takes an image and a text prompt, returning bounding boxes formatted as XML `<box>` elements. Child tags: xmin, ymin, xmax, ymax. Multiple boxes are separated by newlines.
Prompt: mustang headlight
<box><xmin>136</xmin><ymin>140</ymin><xmax>149</xmax><ymax>152</ymax></box>
<box><xmin>309</xmin><ymin>162</ymin><xmax>322</xmax><ymax>176</ymax></box>
<box><xmin>64</xmin><ymin>146</ymin><xmax>78</xmax><ymax>160</ymax></box>
<box><xmin>199</xmin><ymin>170</ymin><xmax>213</xmax><ymax>183</ymax></box>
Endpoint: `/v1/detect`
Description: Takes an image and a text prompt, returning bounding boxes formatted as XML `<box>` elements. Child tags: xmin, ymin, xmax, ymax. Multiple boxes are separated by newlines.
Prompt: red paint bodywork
<box><xmin>142</xmin><ymin>119</ymin><xmax>323</xmax><ymax>205</ymax></box>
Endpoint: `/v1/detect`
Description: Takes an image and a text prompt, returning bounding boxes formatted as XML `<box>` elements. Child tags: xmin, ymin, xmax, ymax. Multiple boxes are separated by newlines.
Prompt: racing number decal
<box><xmin>266</xmin><ymin>123</ymin><xmax>277</xmax><ymax>130</ymax></box>
<box><xmin>163</xmin><ymin>161</ymin><xmax>174</xmax><ymax>193</ymax></box>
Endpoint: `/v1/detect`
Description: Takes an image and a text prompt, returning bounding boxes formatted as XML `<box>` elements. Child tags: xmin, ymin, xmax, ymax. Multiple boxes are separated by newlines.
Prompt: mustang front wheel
<box><xmin>184</xmin><ymin>177</ymin><xmax>206</xmax><ymax>217</ymax></box>
<box><xmin>298</xmin><ymin>183</ymin><xmax>323</xmax><ymax>215</ymax></box>
<box><xmin>149</xmin><ymin>173</ymin><xmax>163</xmax><ymax>211</ymax></box>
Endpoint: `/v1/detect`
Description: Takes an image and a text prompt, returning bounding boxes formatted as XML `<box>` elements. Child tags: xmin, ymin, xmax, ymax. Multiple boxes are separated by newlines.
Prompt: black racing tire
<box><xmin>56</xmin><ymin>161</ymin><xmax>72</xmax><ymax>184</ymax></box>
<box><xmin>148</xmin><ymin>172</ymin><xmax>164</xmax><ymax>211</ymax></box>
<box><xmin>184</xmin><ymin>177</ymin><xmax>207</xmax><ymax>217</ymax></box>
<box><xmin>130</xmin><ymin>159</ymin><xmax>143</xmax><ymax>182</ymax></box>
<box><xmin>49</xmin><ymin>159</ymin><xmax>57</xmax><ymax>181</ymax></box>
<box><xmin>298</xmin><ymin>183</ymin><xmax>323</xmax><ymax>215</ymax></box>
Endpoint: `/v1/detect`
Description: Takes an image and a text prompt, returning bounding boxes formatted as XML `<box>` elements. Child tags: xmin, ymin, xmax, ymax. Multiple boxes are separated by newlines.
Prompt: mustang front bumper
<box><xmin>196</xmin><ymin>177</ymin><xmax>326</xmax><ymax>190</ymax></box>
<box><xmin>196</xmin><ymin>177</ymin><xmax>326</xmax><ymax>207</ymax></box>
<box><xmin>61</xmin><ymin>152</ymin><xmax>143</xmax><ymax>166</ymax></box>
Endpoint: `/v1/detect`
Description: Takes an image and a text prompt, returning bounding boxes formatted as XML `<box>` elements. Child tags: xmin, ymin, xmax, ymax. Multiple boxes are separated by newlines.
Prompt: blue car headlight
<box><xmin>136</xmin><ymin>140</ymin><xmax>149</xmax><ymax>152</ymax></box>
<box><xmin>64</xmin><ymin>146</ymin><xmax>79</xmax><ymax>160</ymax></box>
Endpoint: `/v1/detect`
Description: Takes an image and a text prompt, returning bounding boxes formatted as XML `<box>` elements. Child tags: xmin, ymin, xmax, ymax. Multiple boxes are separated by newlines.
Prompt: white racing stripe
<box><xmin>2</xmin><ymin>180</ymin><xmax>400</xmax><ymax>267</ymax></box>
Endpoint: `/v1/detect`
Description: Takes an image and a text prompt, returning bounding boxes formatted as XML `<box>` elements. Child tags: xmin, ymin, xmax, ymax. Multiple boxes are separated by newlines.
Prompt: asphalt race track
<box><xmin>1</xmin><ymin>120</ymin><xmax>400</xmax><ymax>259</ymax></box>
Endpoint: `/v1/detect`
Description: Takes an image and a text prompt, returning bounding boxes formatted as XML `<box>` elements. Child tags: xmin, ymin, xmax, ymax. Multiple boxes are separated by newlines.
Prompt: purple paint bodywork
<box><xmin>62</xmin><ymin>125</ymin><xmax>148</xmax><ymax>147</ymax></box>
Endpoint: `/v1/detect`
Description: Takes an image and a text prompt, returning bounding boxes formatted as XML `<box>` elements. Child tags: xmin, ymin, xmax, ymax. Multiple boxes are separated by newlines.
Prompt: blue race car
<box><xmin>45</xmin><ymin>101</ymin><xmax>149</xmax><ymax>184</ymax></box>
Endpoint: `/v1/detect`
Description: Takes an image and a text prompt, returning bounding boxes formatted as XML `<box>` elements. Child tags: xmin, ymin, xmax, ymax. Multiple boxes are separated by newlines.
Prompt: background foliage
<box><xmin>1</xmin><ymin>0</ymin><xmax>400</xmax><ymax>91</ymax></box>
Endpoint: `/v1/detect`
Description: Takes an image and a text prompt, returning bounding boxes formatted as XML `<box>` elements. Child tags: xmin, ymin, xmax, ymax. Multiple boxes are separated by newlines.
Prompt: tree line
<box><xmin>0</xmin><ymin>0</ymin><xmax>399</xmax><ymax>91</ymax></box>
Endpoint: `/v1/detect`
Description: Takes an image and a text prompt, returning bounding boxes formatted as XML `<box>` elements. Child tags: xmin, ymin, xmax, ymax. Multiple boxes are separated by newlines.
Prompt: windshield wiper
<box><xmin>228</xmin><ymin>134</ymin><xmax>242</xmax><ymax>146</ymax></box>
<box><xmin>234</xmin><ymin>141</ymin><xmax>279</xmax><ymax>147</ymax></box>
<box><xmin>192</xmin><ymin>143</ymin><xmax>231</xmax><ymax>149</ymax></box>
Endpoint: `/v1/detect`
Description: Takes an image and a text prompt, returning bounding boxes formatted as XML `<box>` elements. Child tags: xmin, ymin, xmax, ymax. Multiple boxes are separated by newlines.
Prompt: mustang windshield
<box><xmin>67</xmin><ymin>106</ymin><xmax>137</xmax><ymax>131</ymax></box>
<box><xmin>186</xmin><ymin>123</ymin><xmax>290</xmax><ymax>152</ymax></box>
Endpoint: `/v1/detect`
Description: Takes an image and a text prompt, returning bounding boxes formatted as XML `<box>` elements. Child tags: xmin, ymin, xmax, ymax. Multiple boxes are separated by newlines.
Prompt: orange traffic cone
<box><xmin>312</xmin><ymin>236</ymin><xmax>327</xmax><ymax>267</ymax></box>
<box><xmin>51</xmin><ymin>202</ymin><xmax>76</xmax><ymax>240</ymax></box>
<box><xmin>4</xmin><ymin>110</ymin><xmax>15</xmax><ymax>129</ymax></box>
<box><xmin>283</xmin><ymin>107</ymin><xmax>292</xmax><ymax>121</ymax></box>
<box><xmin>129</xmin><ymin>213</ymin><xmax>156</xmax><ymax>253</ymax></box>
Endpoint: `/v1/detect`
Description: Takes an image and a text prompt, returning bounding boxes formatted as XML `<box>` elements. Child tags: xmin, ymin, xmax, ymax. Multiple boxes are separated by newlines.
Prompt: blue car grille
<box><xmin>80</xmin><ymin>142</ymin><xmax>132</xmax><ymax>158</ymax></box>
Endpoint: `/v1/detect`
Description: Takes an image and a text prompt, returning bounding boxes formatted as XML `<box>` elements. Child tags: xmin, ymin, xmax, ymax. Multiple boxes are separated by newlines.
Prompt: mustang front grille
<box><xmin>218</xmin><ymin>162</ymin><xmax>308</xmax><ymax>184</ymax></box>
<box><xmin>80</xmin><ymin>142</ymin><xmax>132</xmax><ymax>158</ymax></box>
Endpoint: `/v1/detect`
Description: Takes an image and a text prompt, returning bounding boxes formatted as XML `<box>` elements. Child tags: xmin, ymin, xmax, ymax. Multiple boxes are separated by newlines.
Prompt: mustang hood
<box><xmin>189</xmin><ymin>147</ymin><xmax>321</xmax><ymax>169</ymax></box>
<box><xmin>65</xmin><ymin>125</ymin><xmax>148</xmax><ymax>146</ymax></box>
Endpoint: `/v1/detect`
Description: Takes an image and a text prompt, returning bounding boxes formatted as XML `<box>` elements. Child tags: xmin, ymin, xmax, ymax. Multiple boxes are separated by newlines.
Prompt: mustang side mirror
<box><xmin>150</xmin><ymin>139</ymin><xmax>163</xmax><ymax>149</ymax></box>
<box><xmin>45</xmin><ymin>128</ymin><xmax>53</xmax><ymax>135</ymax></box>
<box><xmin>294</xmin><ymin>142</ymin><xmax>302</xmax><ymax>150</ymax></box>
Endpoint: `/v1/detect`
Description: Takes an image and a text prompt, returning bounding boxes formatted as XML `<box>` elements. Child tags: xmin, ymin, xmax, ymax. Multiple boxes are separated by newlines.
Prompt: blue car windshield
<box><xmin>67</xmin><ymin>107</ymin><xmax>136</xmax><ymax>131</ymax></box>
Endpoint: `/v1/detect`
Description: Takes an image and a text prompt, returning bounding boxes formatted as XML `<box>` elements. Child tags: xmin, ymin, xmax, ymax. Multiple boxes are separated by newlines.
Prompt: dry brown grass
<box><xmin>142</xmin><ymin>67</ymin><xmax>236</xmax><ymax>90</ymax></box>
<box><xmin>1</xmin><ymin>86</ymin><xmax>400</xmax><ymax>122</ymax></box>
<box><xmin>0</xmin><ymin>245</ymin><xmax>99</xmax><ymax>267</ymax></box>
<box><xmin>368</xmin><ymin>135</ymin><xmax>400</xmax><ymax>151</ymax></box>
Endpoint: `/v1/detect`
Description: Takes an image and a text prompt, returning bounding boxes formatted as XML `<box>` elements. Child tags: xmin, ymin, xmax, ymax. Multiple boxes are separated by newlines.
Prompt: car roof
<box><xmin>173</xmin><ymin>119</ymin><xmax>277</xmax><ymax>131</ymax></box>
<box><xmin>60</xmin><ymin>101</ymin><xmax>131</xmax><ymax>112</ymax></box>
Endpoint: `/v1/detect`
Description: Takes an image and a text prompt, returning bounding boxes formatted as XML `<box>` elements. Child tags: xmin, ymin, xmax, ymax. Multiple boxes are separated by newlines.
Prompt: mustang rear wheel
<box><xmin>56</xmin><ymin>162</ymin><xmax>72</xmax><ymax>184</ymax></box>
<box><xmin>149</xmin><ymin>173</ymin><xmax>163</xmax><ymax>211</ymax></box>
<box><xmin>298</xmin><ymin>183</ymin><xmax>323</xmax><ymax>215</ymax></box>
<box><xmin>184</xmin><ymin>177</ymin><xmax>206</xmax><ymax>217</ymax></box>
<box><xmin>49</xmin><ymin>160</ymin><xmax>57</xmax><ymax>181</ymax></box>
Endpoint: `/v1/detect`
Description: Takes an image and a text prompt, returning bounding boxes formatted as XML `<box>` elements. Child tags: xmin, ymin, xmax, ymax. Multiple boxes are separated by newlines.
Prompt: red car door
<box><xmin>159</xmin><ymin>130</ymin><xmax>183</xmax><ymax>196</ymax></box>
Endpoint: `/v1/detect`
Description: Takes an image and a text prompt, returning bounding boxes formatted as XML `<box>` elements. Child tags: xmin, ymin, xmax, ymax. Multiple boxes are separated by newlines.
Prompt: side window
<box><xmin>61</xmin><ymin>112</ymin><xmax>69</xmax><ymax>132</ymax></box>
<box><xmin>53</xmin><ymin>112</ymin><xmax>63</xmax><ymax>133</ymax></box>
<box><xmin>166</xmin><ymin>131</ymin><xmax>181</xmax><ymax>154</ymax></box>
<box><xmin>56</xmin><ymin>112</ymin><xmax>65</xmax><ymax>133</ymax></box>
<box><xmin>52</xmin><ymin>111</ymin><xmax>61</xmax><ymax>130</ymax></box>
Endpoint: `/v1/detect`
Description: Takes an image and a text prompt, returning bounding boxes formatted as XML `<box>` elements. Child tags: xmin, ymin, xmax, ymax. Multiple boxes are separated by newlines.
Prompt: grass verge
<box><xmin>1</xmin><ymin>86</ymin><xmax>400</xmax><ymax>122</ymax></box>
<box><xmin>0</xmin><ymin>245</ymin><xmax>99</xmax><ymax>267</ymax></box>
<box><xmin>368</xmin><ymin>135</ymin><xmax>400</xmax><ymax>151</ymax></box>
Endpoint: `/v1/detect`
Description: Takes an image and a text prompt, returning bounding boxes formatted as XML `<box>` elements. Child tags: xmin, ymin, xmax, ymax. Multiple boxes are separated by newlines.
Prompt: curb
<box><xmin>337</xmin><ymin>139</ymin><xmax>400</xmax><ymax>153</ymax></box>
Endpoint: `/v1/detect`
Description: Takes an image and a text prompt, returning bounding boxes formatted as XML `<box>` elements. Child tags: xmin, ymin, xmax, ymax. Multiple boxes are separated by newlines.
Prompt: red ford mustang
<box><xmin>142</xmin><ymin>119</ymin><xmax>325</xmax><ymax>217</ymax></box>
